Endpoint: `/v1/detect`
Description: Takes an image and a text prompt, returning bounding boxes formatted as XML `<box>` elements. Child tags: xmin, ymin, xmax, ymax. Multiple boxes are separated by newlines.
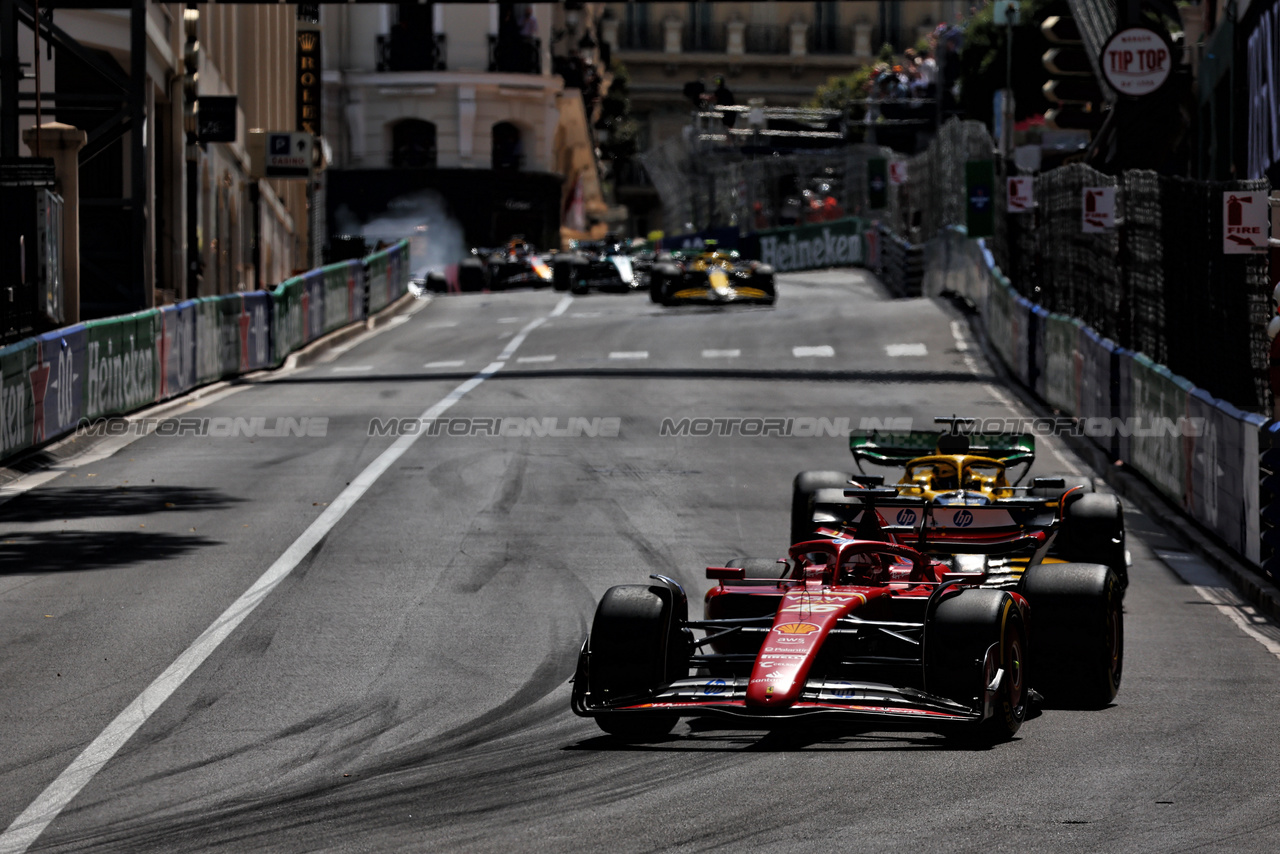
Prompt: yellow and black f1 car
<box><xmin>791</xmin><ymin>417</ymin><xmax>1128</xmax><ymax>589</ymax></box>
<box><xmin>648</xmin><ymin>245</ymin><xmax>776</xmax><ymax>307</ymax></box>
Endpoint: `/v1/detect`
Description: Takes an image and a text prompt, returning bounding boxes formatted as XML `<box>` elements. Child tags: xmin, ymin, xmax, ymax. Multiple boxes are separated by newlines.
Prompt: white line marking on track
<box><xmin>609</xmin><ymin>351</ymin><xmax>649</xmax><ymax>360</ymax></box>
<box><xmin>549</xmin><ymin>296</ymin><xmax>573</xmax><ymax>318</ymax></box>
<box><xmin>702</xmin><ymin>349</ymin><xmax>741</xmax><ymax>359</ymax></box>
<box><xmin>570</xmin><ymin>311</ymin><xmax>601</xmax><ymax>318</ymax></box>
<box><xmin>497</xmin><ymin>317</ymin><xmax>522</xmax><ymax>323</ymax></box>
<box><xmin>793</xmin><ymin>345</ymin><xmax>834</xmax><ymax>358</ymax></box>
<box><xmin>423</xmin><ymin>321</ymin><xmax>458</xmax><ymax>329</ymax></box>
<box><xmin>516</xmin><ymin>355</ymin><xmax>556</xmax><ymax>363</ymax></box>
<box><xmin>1156</xmin><ymin>550</ymin><xmax>1280</xmax><ymax>661</ymax></box>
<box><xmin>331</xmin><ymin>365</ymin><xmax>373</xmax><ymax>373</ymax></box>
<box><xmin>424</xmin><ymin>360</ymin><xmax>465</xmax><ymax>369</ymax></box>
<box><xmin>885</xmin><ymin>343</ymin><xmax>928</xmax><ymax>357</ymax></box>
<box><xmin>0</xmin><ymin>312</ymin><xmax>556</xmax><ymax>854</ymax></box>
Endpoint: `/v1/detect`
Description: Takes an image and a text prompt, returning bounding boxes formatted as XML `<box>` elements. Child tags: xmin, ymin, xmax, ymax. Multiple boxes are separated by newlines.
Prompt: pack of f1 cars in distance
<box><xmin>791</xmin><ymin>416</ymin><xmax>1128</xmax><ymax>589</ymax></box>
<box><xmin>572</xmin><ymin>492</ymin><xmax>1122</xmax><ymax>742</ymax></box>
<box><xmin>551</xmin><ymin>236</ymin><xmax>638</xmax><ymax>294</ymax></box>
<box><xmin>456</xmin><ymin>237</ymin><xmax>554</xmax><ymax>291</ymax></box>
<box><xmin>648</xmin><ymin>243</ymin><xmax>776</xmax><ymax>307</ymax></box>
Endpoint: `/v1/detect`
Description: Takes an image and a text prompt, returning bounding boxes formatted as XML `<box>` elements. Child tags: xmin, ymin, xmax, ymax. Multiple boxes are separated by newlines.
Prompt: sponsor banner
<box><xmin>1185</xmin><ymin>389</ymin><xmax>1266</xmax><ymax>561</ymax></box>
<box><xmin>0</xmin><ymin>338</ymin><xmax>37</xmax><ymax>457</ymax></box>
<box><xmin>31</xmin><ymin>327</ymin><xmax>86</xmax><ymax>444</ymax></box>
<box><xmin>241</xmin><ymin>292</ymin><xmax>273</xmax><ymax>371</ymax></box>
<box><xmin>1041</xmin><ymin>313</ymin><xmax>1082</xmax><ymax>415</ymax></box>
<box><xmin>1120</xmin><ymin>352</ymin><xmax>1193</xmax><ymax>503</ymax></box>
<box><xmin>750</xmin><ymin>217</ymin><xmax>868</xmax><ymax>273</ymax></box>
<box><xmin>271</xmin><ymin>277</ymin><xmax>306</xmax><ymax>364</ymax></box>
<box><xmin>1076</xmin><ymin>326</ymin><xmax>1119</xmax><ymax>457</ymax></box>
<box><xmin>965</xmin><ymin>160</ymin><xmax>996</xmax><ymax>238</ymax></box>
<box><xmin>1011</xmin><ymin>290</ymin><xmax>1035</xmax><ymax>388</ymax></box>
<box><xmin>985</xmin><ymin>277</ymin><xmax>1019</xmax><ymax>372</ymax></box>
<box><xmin>83</xmin><ymin>311</ymin><xmax>159</xmax><ymax>421</ymax></box>
<box><xmin>1029</xmin><ymin>304</ymin><xmax>1050</xmax><ymax>399</ymax></box>
<box><xmin>303</xmin><ymin>270</ymin><xmax>326</xmax><ymax>343</ymax></box>
<box><xmin>159</xmin><ymin>301</ymin><xmax>198</xmax><ymax>400</ymax></box>
<box><xmin>193</xmin><ymin>299</ymin><xmax>223</xmax><ymax>385</ymax></box>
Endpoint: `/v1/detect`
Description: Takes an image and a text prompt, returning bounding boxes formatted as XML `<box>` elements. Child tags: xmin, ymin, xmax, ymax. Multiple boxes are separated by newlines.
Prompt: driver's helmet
<box><xmin>840</xmin><ymin>551</ymin><xmax>890</xmax><ymax>584</ymax></box>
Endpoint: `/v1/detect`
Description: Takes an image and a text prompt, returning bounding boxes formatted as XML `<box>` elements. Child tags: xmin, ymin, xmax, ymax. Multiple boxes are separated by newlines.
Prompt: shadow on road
<box><xmin>0</xmin><ymin>529</ymin><xmax>221</xmax><ymax>574</ymax></box>
<box><xmin>0</xmin><ymin>486</ymin><xmax>242</xmax><ymax>523</ymax></box>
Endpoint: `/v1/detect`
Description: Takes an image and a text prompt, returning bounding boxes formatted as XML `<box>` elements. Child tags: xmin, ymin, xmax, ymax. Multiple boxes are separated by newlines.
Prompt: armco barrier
<box><xmin>1185</xmin><ymin>389</ymin><xmax>1264</xmax><ymax>562</ymax></box>
<box><xmin>924</xmin><ymin>231</ymin><xmax>1270</xmax><ymax>571</ymax></box>
<box><xmin>0</xmin><ymin>239</ymin><xmax>409</xmax><ymax>466</ymax></box>
<box><xmin>1041</xmin><ymin>313</ymin><xmax>1082</xmax><ymax>415</ymax></box>
<box><xmin>1120</xmin><ymin>353</ymin><xmax>1193</xmax><ymax>505</ymax></box>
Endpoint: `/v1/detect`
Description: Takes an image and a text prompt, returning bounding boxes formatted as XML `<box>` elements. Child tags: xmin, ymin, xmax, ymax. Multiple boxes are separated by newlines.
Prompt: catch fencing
<box><xmin>897</xmin><ymin>121</ymin><xmax>1272</xmax><ymax>411</ymax></box>
<box><xmin>0</xmin><ymin>240</ymin><xmax>410</xmax><ymax>463</ymax></box>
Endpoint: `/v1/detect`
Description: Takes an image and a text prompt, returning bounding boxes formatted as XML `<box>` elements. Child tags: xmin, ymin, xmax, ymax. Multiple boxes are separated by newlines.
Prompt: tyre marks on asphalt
<box><xmin>0</xmin><ymin>296</ymin><xmax>575</xmax><ymax>854</ymax></box>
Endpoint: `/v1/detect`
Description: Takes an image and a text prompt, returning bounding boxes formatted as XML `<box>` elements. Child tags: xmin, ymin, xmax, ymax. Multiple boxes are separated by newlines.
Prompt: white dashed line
<box><xmin>423</xmin><ymin>321</ymin><xmax>458</xmax><ymax>329</ymax></box>
<box><xmin>793</xmin><ymin>345</ymin><xmax>835</xmax><ymax>358</ymax></box>
<box><xmin>609</xmin><ymin>351</ymin><xmax>649</xmax><ymax>360</ymax></box>
<box><xmin>516</xmin><ymin>355</ymin><xmax>556</xmax><ymax>363</ymax></box>
<box><xmin>424</xmin><ymin>360</ymin><xmax>465</xmax><ymax>369</ymax></box>
<box><xmin>702</xmin><ymin>349</ymin><xmax>741</xmax><ymax>359</ymax></box>
<box><xmin>571</xmin><ymin>311</ymin><xmax>602</xmax><ymax>318</ymax></box>
<box><xmin>497</xmin><ymin>317</ymin><xmax>522</xmax><ymax>324</ymax></box>
<box><xmin>886</xmin><ymin>343</ymin><xmax>928</xmax><ymax>357</ymax></box>
<box><xmin>331</xmin><ymin>365</ymin><xmax>372</xmax><ymax>373</ymax></box>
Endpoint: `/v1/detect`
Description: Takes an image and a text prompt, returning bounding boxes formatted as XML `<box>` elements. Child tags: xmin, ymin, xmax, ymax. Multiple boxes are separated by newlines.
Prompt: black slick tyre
<box><xmin>1061</xmin><ymin>494</ymin><xmax>1127</xmax><ymax>587</ymax></box>
<box><xmin>553</xmin><ymin>259</ymin><xmax>573</xmax><ymax>291</ymax></box>
<box><xmin>588</xmin><ymin>585</ymin><xmax>680</xmax><ymax>740</ymax></box>
<box><xmin>1020</xmin><ymin>562</ymin><xmax>1123</xmax><ymax>708</ymax></box>
<box><xmin>790</xmin><ymin>470</ymin><xmax>854</xmax><ymax>544</ymax></box>
<box><xmin>926</xmin><ymin>588</ymin><xmax>1027</xmax><ymax>743</ymax></box>
<box><xmin>458</xmin><ymin>259</ymin><xmax>487</xmax><ymax>292</ymax></box>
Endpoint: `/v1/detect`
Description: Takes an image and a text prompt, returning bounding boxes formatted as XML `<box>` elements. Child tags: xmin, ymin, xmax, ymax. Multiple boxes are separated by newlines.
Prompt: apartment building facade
<box><xmin>603</xmin><ymin>1</ymin><xmax>967</xmax><ymax>235</ymax></box>
<box><xmin>321</xmin><ymin>1</ymin><xmax>612</xmax><ymax>253</ymax></box>
<box><xmin>4</xmin><ymin>1</ymin><xmax>309</xmax><ymax>317</ymax></box>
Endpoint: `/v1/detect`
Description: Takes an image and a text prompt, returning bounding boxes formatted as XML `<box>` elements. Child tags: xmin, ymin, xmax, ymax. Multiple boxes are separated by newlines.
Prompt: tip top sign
<box><xmin>1101</xmin><ymin>28</ymin><xmax>1172</xmax><ymax>97</ymax></box>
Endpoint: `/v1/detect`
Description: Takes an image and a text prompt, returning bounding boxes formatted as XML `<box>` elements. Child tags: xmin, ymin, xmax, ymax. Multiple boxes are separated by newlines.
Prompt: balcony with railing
<box><xmin>809</xmin><ymin>25</ymin><xmax>854</xmax><ymax>55</ymax></box>
<box><xmin>376</xmin><ymin>31</ymin><xmax>447</xmax><ymax>72</ymax></box>
<box><xmin>488</xmin><ymin>35</ymin><xmax>542</xmax><ymax>74</ymax></box>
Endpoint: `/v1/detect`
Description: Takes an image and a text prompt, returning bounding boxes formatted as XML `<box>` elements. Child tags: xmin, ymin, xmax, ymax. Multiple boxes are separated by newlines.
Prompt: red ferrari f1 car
<box><xmin>572</xmin><ymin>492</ymin><xmax>1122</xmax><ymax>742</ymax></box>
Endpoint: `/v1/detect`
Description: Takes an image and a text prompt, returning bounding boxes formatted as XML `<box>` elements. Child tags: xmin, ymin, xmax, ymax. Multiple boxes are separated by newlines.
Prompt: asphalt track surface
<box><xmin>4</xmin><ymin>270</ymin><xmax>1280</xmax><ymax>853</ymax></box>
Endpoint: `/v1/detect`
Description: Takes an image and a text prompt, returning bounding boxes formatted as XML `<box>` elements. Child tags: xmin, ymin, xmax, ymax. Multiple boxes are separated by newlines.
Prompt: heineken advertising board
<box><xmin>750</xmin><ymin>218</ymin><xmax>868</xmax><ymax>273</ymax></box>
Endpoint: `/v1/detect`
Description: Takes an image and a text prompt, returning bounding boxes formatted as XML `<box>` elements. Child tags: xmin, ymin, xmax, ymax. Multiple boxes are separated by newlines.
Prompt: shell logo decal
<box><xmin>775</xmin><ymin>622</ymin><xmax>820</xmax><ymax>635</ymax></box>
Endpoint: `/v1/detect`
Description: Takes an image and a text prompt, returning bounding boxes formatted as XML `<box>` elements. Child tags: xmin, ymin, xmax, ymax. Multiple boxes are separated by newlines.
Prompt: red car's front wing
<box><xmin>572</xmin><ymin>674</ymin><xmax>991</xmax><ymax>728</ymax></box>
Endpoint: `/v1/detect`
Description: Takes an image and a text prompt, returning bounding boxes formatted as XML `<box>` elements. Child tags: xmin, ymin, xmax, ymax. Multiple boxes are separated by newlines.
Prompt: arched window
<box><xmin>492</xmin><ymin>121</ymin><xmax>523</xmax><ymax>170</ymax></box>
<box><xmin>391</xmin><ymin>119</ymin><xmax>437</xmax><ymax>169</ymax></box>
